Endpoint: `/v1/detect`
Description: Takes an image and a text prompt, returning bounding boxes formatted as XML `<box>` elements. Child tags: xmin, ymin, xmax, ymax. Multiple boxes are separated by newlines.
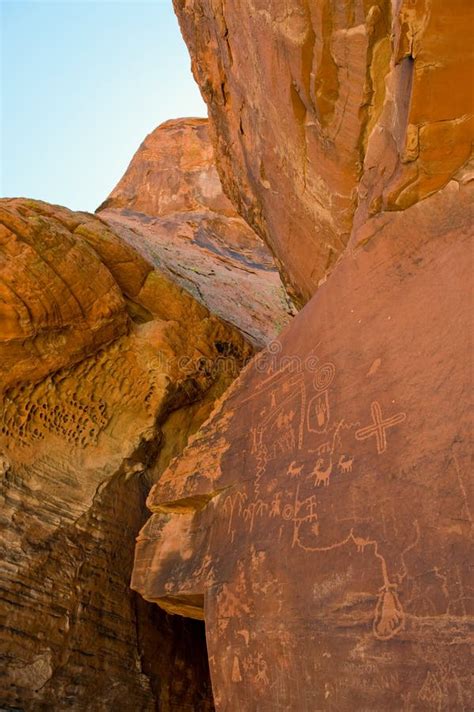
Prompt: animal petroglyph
<box><xmin>353</xmin><ymin>535</ymin><xmax>371</xmax><ymax>553</ymax></box>
<box><xmin>338</xmin><ymin>455</ymin><xmax>354</xmax><ymax>473</ymax></box>
<box><xmin>287</xmin><ymin>460</ymin><xmax>304</xmax><ymax>478</ymax></box>
<box><xmin>311</xmin><ymin>457</ymin><xmax>333</xmax><ymax>487</ymax></box>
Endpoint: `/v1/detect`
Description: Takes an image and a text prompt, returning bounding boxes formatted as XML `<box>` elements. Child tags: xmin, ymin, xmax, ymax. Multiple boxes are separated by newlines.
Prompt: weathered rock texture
<box><xmin>98</xmin><ymin>118</ymin><xmax>295</xmax><ymax>347</ymax></box>
<box><xmin>174</xmin><ymin>0</ymin><xmax>474</xmax><ymax>304</ymax></box>
<box><xmin>0</xmin><ymin>198</ymin><xmax>257</xmax><ymax>710</ymax></box>
<box><xmin>133</xmin><ymin>1</ymin><xmax>474</xmax><ymax>710</ymax></box>
<box><xmin>0</xmin><ymin>201</ymin><xmax>129</xmax><ymax>390</ymax></box>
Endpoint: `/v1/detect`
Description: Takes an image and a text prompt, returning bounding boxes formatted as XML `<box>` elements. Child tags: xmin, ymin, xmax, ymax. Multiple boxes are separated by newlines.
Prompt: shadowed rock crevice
<box><xmin>136</xmin><ymin>599</ymin><xmax>214</xmax><ymax>711</ymax></box>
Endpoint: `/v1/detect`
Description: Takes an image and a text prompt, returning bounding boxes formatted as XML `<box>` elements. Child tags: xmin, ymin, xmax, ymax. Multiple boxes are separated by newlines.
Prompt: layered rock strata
<box><xmin>98</xmin><ymin>118</ymin><xmax>295</xmax><ymax>347</ymax></box>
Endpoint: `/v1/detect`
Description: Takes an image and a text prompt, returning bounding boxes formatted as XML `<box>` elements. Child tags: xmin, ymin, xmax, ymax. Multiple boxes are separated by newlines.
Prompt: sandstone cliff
<box><xmin>174</xmin><ymin>0</ymin><xmax>473</xmax><ymax>305</ymax></box>
<box><xmin>133</xmin><ymin>1</ymin><xmax>474</xmax><ymax>710</ymax></box>
<box><xmin>0</xmin><ymin>198</ymin><xmax>249</xmax><ymax>710</ymax></box>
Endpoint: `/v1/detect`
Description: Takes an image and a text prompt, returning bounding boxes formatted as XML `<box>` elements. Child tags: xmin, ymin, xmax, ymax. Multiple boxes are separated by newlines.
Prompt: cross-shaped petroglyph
<box><xmin>355</xmin><ymin>401</ymin><xmax>406</xmax><ymax>454</ymax></box>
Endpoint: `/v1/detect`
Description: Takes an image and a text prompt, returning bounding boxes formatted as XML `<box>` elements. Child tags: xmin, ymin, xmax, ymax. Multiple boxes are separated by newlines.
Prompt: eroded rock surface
<box><xmin>174</xmin><ymin>0</ymin><xmax>474</xmax><ymax>304</ymax></box>
<box><xmin>98</xmin><ymin>118</ymin><xmax>295</xmax><ymax>347</ymax></box>
<box><xmin>0</xmin><ymin>198</ymin><xmax>255</xmax><ymax>710</ymax></box>
<box><xmin>0</xmin><ymin>200</ymin><xmax>129</xmax><ymax>390</ymax></box>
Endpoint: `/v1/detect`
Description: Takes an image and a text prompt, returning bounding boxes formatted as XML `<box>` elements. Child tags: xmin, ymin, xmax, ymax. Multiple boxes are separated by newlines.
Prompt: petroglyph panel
<box><xmin>134</xmin><ymin>176</ymin><xmax>473</xmax><ymax>710</ymax></box>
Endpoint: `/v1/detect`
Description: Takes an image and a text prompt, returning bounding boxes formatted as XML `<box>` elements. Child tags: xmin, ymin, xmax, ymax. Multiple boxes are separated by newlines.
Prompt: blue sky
<box><xmin>1</xmin><ymin>0</ymin><xmax>206</xmax><ymax>212</ymax></box>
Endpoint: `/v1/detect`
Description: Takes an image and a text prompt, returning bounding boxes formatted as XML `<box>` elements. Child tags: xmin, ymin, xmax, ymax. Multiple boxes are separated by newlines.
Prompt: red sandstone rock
<box><xmin>174</xmin><ymin>0</ymin><xmax>474</xmax><ymax>304</ymax></box>
<box><xmin>1</xmin><ymin>113</ymin><xmax>293</xmax><ymax>706</ymax></box>
<box><xmin>99</xmin><ymin>117</ymin><xmax>233</xmax><ymax>218</ymax></box>
<box><xmin>98</xmin><ymin>118</ymin><xmax>295</xmax><ymax>347</ymax></box>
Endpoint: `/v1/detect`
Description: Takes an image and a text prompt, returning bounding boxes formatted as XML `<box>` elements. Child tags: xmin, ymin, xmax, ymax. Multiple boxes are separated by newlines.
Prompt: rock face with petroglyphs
<box><xmin>97</xmin><ymin>118</ymin><xmax>295</xmax><ymax>347</ymax></box>
<box><xmin>133</xmin><ymin>1</ymin><xmax>474</xmax><ymax>710</ymax></box>
<box><xmin>0</xmin><ymin>197</ymin><xmax>257</xmax><ymax>710</ymax></box>
<box><xmin>135</xmin><ymin>177</ymin><xmax>473</xmax><ymax>710</ymax></box>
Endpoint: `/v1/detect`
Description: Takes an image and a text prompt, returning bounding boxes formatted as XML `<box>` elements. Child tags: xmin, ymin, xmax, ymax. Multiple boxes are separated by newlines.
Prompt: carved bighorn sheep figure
<box><xmin>287</xmin><ymin>460</ymin><xmax>304</xmax><ymax>478</ymax></box>
<box><xmin>338</xmin><ymin>455</ymin><xmax>354</xmax><ymax>473</ymax></box>
<box><xmin>311</xmin><ymin>457</ymin><xmax>333</xmax><ymax>487</ymax></box>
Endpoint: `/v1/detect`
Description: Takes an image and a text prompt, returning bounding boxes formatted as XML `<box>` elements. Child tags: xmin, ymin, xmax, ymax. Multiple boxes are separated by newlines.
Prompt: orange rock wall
<box><xmin>174</xmin><ymin>0</ymin><xmax>474</xmax><ymax>304</ymax></box>
<box><xmin>0</xmin><ymin>198</ymin><xmax>253</xmax><ymax>710</ymax></box>
<box><xmin>1</xmin><ymin>114</ymin><xmax>296</xmax><ymax>708</ymax></box>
